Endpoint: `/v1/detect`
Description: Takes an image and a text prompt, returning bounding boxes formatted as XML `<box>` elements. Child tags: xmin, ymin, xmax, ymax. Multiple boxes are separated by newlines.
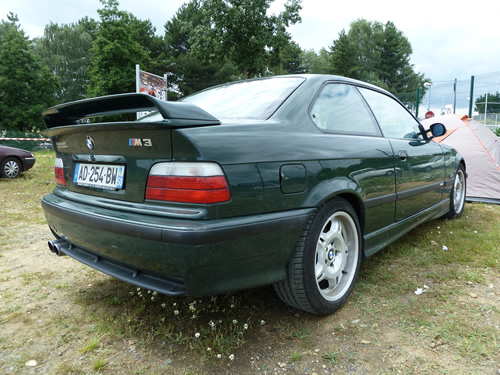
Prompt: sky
<box><xmin>1</xmin><ymin>0</ymin><xmax>500</xmax><ymax>84</ymax></box>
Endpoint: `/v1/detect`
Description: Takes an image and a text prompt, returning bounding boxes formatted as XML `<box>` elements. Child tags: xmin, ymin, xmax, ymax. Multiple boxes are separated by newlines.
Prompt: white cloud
<box><xmin>2</xmin><ymin>0</ymin><xmax>499</xmax><ymax>81</ymax></box>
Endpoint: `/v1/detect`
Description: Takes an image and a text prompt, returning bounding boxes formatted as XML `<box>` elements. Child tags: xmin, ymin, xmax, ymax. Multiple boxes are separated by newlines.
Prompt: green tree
<box><xmin>190</xmin><ymin>0</ymin><xmax>302</xmax><ymax>79</ymax></box>
<box><xmin>475</xmin><ymin>92</ymin><xmax>500</xmax><ymax>114</ymax></box>
<box><xmin>379</xmin><ymin>21</ymin><xmax>404</xmax><ymax>88</ymax></box>
<box><xmin>131</xmin><ymin>16</ymin><xmax>165</xmax><ymax>76</ymax></box>
<box><xmin>0</xmin><ymin>13</ymin><xmax>59</xmax><ymax>132</ymax></box>
<box><xmin>330</xmin><ymin>29</ymin><xmax>356</xmax><ymax>77</ymax></box>
<box><xmin>346</xmin><ymin>19</ymin><xmax>385</xmax><ymax>85</ymax></box>
<box><xmin>269</xmin><ymin>40</ymin><xmax>305</xmax><ymax>75</ymax></box>
<box><xmin>164</xmin><ymin>0</ymin><xmax>202</xmax><ymax>59</ymax></box>
<box><xmin>78</xmin><ymin>16</ymin><xmax>99</xmax><ymax>40</ymax></box>
<box><xmin>379</xmin><ymin>21</ymin><xmax>424</xmax><ymax>95</ymax></box>
<box><xmin>163</xmin><ymin>0</ymin><xmax>238</xmax><ymax>98</ymax></box>
<box><xmin>86</xmin><ymin>0</ymin><xmax>156</xmax><ymax>97</ymax></box>
<box><xmin>329</xmin><ymin>19</ymin><xmax>426</xmax><ymax>98</ymax></box>
<box><xmin>33</xmin><ymin>22</ymin><xmax>93</xmax><ymax>103</ymax></box>
<box><xmin>300</xmin><ymin>48</ymin><xmax>330</xmax><ymax>74</ymax></box>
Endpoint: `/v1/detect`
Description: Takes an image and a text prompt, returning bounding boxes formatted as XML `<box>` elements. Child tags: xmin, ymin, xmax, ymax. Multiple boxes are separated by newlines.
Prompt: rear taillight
<box><xmin>146</xmin><ymin>162</ymin><xmax>231</xmax><ymax>204</ymax></box>
<box><xmin>54</xmin><ymin>158</ymin><xmax>66</xmax><ymax>186</ymax></box>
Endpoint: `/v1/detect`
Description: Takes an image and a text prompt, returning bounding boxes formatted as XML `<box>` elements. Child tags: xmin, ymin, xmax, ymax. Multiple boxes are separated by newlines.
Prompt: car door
<box><xmin>358</xmin><ymin>87</ymin><xmax>445</xmax><ymax>221</ymax></box>
<box><xmin>309</xmin><ymin>83</ymin><xmax>396</xmax><ymax>234</ymax></box>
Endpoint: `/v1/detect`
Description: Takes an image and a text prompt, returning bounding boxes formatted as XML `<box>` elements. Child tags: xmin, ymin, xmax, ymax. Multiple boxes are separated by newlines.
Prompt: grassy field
<box><xmin>0</xmin><ymin>152</ymin><xmax>498</xmax><ymax>374</ymax></box>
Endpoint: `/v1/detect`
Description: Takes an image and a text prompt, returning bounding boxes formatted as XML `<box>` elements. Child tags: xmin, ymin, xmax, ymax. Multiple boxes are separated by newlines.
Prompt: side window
<box><xmin>310</xmin><ymin>84</ymin><xmax>380</xmax><ymax>135</ymax></box>
<box><xmin>359</xmin><ymin>87</ymin><xmax>422</xmax><ymax>139</ymax></box>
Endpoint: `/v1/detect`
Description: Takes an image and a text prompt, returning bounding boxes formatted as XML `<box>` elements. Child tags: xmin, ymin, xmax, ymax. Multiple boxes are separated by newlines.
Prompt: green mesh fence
<box><xmin>396</xmin><ymin>71</ymin><xmax>500</xmax><ymax>133</ymax></box>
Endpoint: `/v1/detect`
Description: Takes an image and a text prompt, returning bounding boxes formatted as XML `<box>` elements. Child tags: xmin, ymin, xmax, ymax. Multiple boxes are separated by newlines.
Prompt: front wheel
<box><xmin>274</xmin><ymin>198</ymin><xmax>362</xmax><ymax>315</ymax></box>
<box><xmin>445</xmin><ymin>164</ymin><xmax>466</xmax><ymax>219</ymax></box>
<box><xmin>1</xmin><ymin>157</ymin><xmax>21</xmax><ymax>178</ymax></box>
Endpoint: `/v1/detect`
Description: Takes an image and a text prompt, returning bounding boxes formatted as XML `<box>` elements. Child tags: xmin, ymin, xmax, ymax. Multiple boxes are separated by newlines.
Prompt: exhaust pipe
<box><xmin>48</xmin><ymin>239</ymin><xmax>69</xmax><ymax>256</ymax></box>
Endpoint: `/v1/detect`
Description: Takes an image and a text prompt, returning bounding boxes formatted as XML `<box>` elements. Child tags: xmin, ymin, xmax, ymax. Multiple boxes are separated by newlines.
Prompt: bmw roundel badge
<box><xmin>85</xmin><ymin>135</ymin><xmax>95</xmax><ymax>151</ymax></box>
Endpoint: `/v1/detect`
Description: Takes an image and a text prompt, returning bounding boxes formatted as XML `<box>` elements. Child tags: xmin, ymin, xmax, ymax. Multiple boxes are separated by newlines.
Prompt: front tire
<box><xmin>445</xmin><ymin>164</ymin><xmax>466</xmax><ymax>219</ymax></box>
<box><xmin>1</xmin><ymin>157</ymin><xmax>21</xmax><ymax>178</ymax></box>
<box><xmin>274</xmin><ymin>198</ymin><xmax>362</xmax><ymax>315</ymax></box>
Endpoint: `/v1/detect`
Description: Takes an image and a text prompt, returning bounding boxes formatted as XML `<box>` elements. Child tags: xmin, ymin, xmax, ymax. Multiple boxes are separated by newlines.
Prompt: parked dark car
<box><xmin>34</xmin><ymin>141</ymin><xmax>54</xmax><ymax>151</ymax></box>
<box><xmin>0</xmin><ymin>145</ymin><xmax>36</xmax><ymax>178</ymax></box>
<box><xmin>41</xmin><ymin>75</ymin><xmax>466</xmax><ymax>315</ymax></box>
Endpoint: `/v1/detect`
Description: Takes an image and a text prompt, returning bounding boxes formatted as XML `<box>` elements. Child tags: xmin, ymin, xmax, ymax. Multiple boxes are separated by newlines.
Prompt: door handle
<box><xmin>398</xmin><ymin>150</ymin><xmax>408</xmax><ymax>161</ymax></box>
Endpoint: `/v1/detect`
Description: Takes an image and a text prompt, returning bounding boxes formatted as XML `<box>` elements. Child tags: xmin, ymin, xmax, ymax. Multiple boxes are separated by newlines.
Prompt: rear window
<box><xmin>181</xmin><ymin>77</ymin><xmax>305</xmax><ymax>120</ymax></box>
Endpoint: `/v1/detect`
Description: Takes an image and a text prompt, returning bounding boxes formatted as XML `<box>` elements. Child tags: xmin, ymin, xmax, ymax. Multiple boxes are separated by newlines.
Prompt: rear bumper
<box><xmin>42</xmin><ymin>193</ymin><xmax>312</xmax><ymax>296</ymax></box>
<box><xmin>48</xmin><ymin>239</ymin><xmax>187</xmax><ymax>295</ymax></box>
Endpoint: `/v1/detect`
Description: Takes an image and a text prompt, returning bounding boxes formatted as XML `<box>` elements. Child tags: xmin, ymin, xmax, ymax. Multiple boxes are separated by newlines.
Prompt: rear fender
<box><xmin>303</xmin><ymin>176</ymin><xmax>362</xmax><ymax>209</ymax></box>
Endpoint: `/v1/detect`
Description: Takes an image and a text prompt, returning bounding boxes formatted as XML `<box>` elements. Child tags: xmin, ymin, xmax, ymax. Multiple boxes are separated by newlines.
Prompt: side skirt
<box><xmin>363</xmin><ymin>198</ymin><xmax>450</xmax><ymax>258</ymax></box>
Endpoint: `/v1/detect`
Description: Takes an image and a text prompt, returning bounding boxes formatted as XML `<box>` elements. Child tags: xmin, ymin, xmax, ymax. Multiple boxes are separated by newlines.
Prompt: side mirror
<box><xmin>428</xmin><ymin>123</ymin><xmax>446</xmax><ymax>138</ymax></box>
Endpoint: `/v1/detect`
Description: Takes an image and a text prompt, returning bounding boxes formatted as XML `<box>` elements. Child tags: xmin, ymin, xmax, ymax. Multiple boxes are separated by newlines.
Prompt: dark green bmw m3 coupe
<box><xmin>41</xmin><ymin>75</ymin><xmax>466</xmax><ymax>315</ymax></box>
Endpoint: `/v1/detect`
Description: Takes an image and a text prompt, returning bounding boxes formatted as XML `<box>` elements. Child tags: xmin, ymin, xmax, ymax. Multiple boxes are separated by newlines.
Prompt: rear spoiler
<box><xmin>42</xmin><ymin>93</ymin><xmax>220</xmax><ymax>128</ymax></box>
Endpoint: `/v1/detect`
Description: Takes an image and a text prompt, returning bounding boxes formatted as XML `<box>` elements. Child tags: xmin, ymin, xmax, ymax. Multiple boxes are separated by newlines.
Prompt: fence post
<box><xmin>484</xmin><ymin>93</ymin><xmax>488</xmax><ymax>126</ymax></box>
<box><xmin>415</xmin><ymin>87</ymin><xmax>420</xmax><ymax>118</ymax></box>
<box><xmin>468</xmin><ymin>75</ymin><xmax>474</xmax><ymax>118</ymax></box>
<box><xmin>453</xmin><ymin>79</ymin><xmax>457</xmax><ymax>114</ymax></box>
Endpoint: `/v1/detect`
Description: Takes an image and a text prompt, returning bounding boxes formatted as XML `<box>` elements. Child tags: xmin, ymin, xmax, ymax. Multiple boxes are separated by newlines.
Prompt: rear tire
<box><xmin>274</xmin><ymin>198</ymin><xmax>362</xmax><ymax>315</ymax></box>
<box><xmin>445</xmin><ymin>164</ymin><xmax>466</xmax><ymax>219</ymax></box>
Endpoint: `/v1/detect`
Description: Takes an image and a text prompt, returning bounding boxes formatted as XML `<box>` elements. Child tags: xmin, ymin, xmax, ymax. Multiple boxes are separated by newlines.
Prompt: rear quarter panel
<box><xmin>174</xmin><ymin>121</ymin><xmax>397</xmax><ymax>237</ymax></box>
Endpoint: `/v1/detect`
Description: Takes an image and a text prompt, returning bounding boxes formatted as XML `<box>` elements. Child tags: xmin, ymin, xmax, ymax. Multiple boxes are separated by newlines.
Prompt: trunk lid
<box><xmin>42</xmin><ymin>93</ymin><xmax>220</xmax><ymax>203</ymax></box>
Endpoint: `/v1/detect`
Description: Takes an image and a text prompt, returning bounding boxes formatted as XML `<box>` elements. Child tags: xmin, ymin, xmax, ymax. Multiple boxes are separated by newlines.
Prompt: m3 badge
<box><xmin>129</xmin><ymin>138</ymin><xmax>152</xmax><ymax>147</ymax></box>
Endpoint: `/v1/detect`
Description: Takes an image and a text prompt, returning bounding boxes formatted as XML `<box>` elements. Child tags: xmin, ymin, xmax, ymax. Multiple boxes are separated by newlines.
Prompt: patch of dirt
<box><xmin>1</xmin><ymin>221</ymin><xmax>499</xmax><ymax>374</ymax></box>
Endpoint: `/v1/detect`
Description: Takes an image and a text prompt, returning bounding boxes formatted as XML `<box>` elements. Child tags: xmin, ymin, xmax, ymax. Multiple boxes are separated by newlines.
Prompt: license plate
<box><xmin>73</xmin><ymin>163</ymin><xmax>125</xmax><ymax>190</ymax></box>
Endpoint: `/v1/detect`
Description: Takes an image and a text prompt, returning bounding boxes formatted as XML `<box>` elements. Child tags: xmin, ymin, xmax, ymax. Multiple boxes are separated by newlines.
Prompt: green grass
<box><xmin>79</xmin><ymin>336</ymin><xmax>103</xmax><ymax>354</ymax></box>
<box><xmin>93</xmin><ymin>356</ymin><xmax>107</xmax><ymax>372</ymax></box>
<box><xmin>1</xmin><ymin>150</ymin><xmax>499</xmax><ymax>373</ymax></box>
<box><xmin>21</xmin><ymin>271</ymin><xmax>55</xmax><ymax>286</ymax></box>
<box><xmin>351</xmin><ymin>202</ymin><xmax>499</xmax><ymax>366</ymax></box>
<box><xmin>0</xmin><ymin>150</ymin><xmax>55</xmax><ymax>244</ymax></box>
<box><xmin>290</xmin><ymin>350</ymin><xmax>302</xmax><ymax>361</ymax></box>
<box><xmin>323</xmin><ymin>351</ymin><xmax>340</xmax><ymax>364</ymax></box>
<box><xmin>74</xmin><ymin>284</ymin><xmax>270</xmax><ymax>359</ymax></box>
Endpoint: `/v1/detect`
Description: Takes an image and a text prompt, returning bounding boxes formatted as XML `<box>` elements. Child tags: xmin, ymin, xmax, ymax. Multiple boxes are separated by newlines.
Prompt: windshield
<box><xmin>180</xmin><ymin>77</ymin><xmax>305</xmax><ymax>120</ymax></box>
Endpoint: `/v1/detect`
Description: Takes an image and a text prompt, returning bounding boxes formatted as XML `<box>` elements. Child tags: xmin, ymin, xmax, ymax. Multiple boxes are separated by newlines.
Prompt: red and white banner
<box><xmin>0</xmin><ymin>138</ymin><xmax>51</xmax><ymax>141</ymax></box>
